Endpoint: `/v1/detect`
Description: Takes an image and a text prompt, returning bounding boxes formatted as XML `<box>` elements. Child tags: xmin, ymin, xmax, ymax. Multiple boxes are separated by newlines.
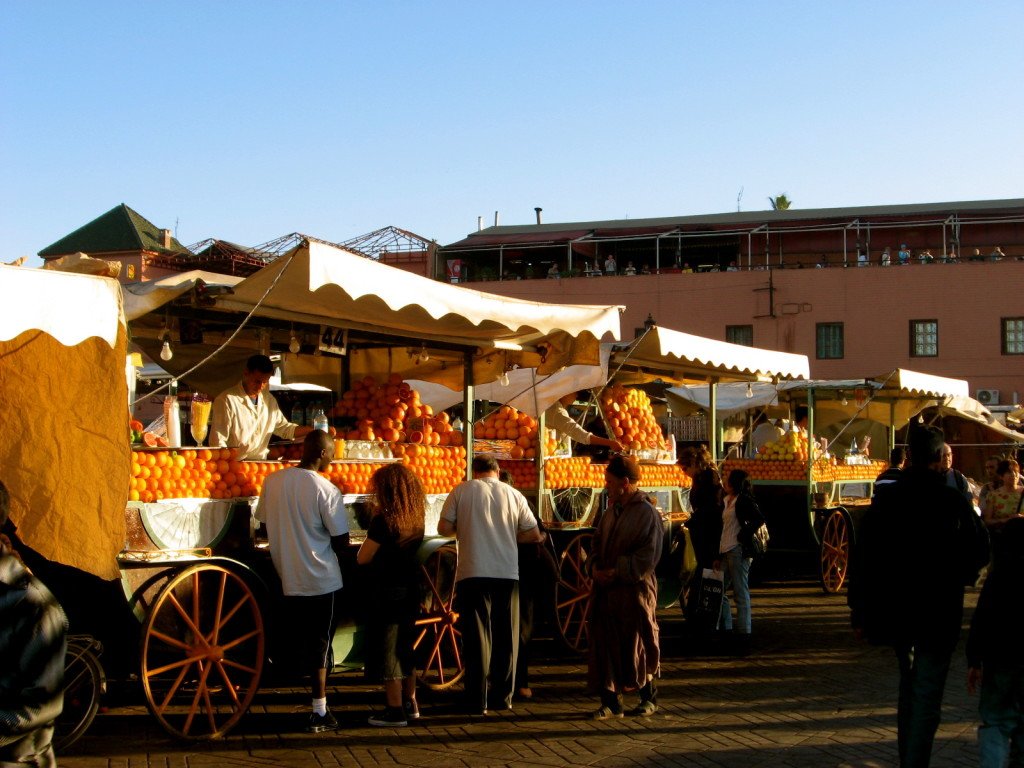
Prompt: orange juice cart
<box><xmin>2</xmin><ymin>244</ymin><xmax>622</xmax><ymax>740</ymax></box>
<box><xmin>669</xmin><ymin>370</ymin><xmax>973</xmax><ymax>593</ymax></box>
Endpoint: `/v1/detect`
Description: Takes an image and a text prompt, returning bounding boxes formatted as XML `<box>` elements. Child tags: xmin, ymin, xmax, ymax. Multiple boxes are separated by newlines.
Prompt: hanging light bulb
<box><xmin>160</xmin><ymin>339</ymin><xmax>173</xmax><ymax>361</ymax></box>
<box><xmin>745</xmin><ymin>382</ymin><xmax>754</xmax><ymax>399</ymax></box>
<box><xmin>840</xmin><ymin>391</ymin><xmax>848</xmax><ymax>406</ymax></box>
<box><xmin>418</xmin><ymin>344</ymin><xmax>430</xmax><ymax>364</ymax></box>
<box><xmin>289</xmin><ymin>333</ymin><xmax>301</xmax><ymax>354</ymax></box>
<box><xmin>499</xmin><ymin>370</ymin><xmax>511</xmax><ymax>387</ymax></box>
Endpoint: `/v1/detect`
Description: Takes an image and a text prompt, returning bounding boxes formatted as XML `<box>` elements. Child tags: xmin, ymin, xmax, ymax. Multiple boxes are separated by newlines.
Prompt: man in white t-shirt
<box><xmin>256</xmin><ymin>430</ymin><xmax>348</xmax><ymax>733</ymax></box>
<box><xmin>438</xmin><ymin>456</ymin><xmax>543</xmax><ymax>714</ymax></box>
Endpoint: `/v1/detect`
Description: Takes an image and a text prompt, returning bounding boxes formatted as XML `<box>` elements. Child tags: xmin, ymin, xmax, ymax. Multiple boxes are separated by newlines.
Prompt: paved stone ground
<box><xmin>59</xmin><ymin>577</ymin><xmax>983</xmax><ymax>768</ymax></box>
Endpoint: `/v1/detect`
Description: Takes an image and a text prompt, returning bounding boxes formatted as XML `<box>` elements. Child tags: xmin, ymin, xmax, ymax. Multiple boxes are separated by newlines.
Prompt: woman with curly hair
<box><xmin>357</xmin><ymin>463</ymin><xmax>426</xmax><ymax>726</ymax></box>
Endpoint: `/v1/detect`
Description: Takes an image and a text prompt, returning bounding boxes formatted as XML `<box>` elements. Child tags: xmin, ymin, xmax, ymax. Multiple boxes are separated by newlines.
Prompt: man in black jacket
<box><xmin>849</xmin><ymin>426</ymin><xmax>990</xmax><ymax>768</ymax></box>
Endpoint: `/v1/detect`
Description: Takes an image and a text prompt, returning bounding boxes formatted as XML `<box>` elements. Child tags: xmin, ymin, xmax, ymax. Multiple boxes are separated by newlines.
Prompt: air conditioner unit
<box><xmin>976</xmin><ymin>389</ymin><xmax>1000</xmax><ymax>405</ymax></box>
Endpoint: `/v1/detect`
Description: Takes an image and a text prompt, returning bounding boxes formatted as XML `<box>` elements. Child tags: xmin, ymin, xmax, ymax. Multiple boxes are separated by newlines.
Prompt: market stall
<box><xmin>2</xmin><ymin>248</ymin><xmax>625</xmax><ymax>741</ymax></box>
<box><xmin>667</xmin><ymin>369</ymin><xmax>981</xmax><ymax>592</ymax></box>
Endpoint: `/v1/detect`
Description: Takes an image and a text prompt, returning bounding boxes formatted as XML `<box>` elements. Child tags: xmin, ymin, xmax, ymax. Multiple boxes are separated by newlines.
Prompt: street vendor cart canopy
<box><xmin>609</xmin><ymin>324</ymin><xmax>810</xmax><ymax>385</ymax></box>
<box><xmin>127</xmin><ymin>240</ymin><xmax>624</xmax><ymax>392</ymax></box>
<box><xmin>0</xmin><ymin>265</ymin><xmax>129</xmax><ymax>579</ymax></box>
<box><xmin>666</xmin><ymin>369</ymin><xmax>974</xmax><ymax>430</ymax></box>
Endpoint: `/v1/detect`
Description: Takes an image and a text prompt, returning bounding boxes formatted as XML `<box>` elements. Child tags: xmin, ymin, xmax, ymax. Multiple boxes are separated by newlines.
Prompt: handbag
<box><xmin>686</xmin><ymin>567</ymin><xmax>724</xmax><ymax>630</ymax></box>
<box><xmin>750</xmin><ymin>522</ymin><xmax>770</xmax><ymax>557</ymax></box>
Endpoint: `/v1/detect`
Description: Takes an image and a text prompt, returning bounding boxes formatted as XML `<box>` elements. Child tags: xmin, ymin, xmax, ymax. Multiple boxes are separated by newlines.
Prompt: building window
<box><xmin>910</xmin><ymin>320</ymin><xmax>938</xmax><ymax>357</ymax></box>
<box><xmin>816</xmin><ymin>322</ymin><xmax>844</xmax><ymax>359</ymax></box>
<box><xmin>1003</xmin><ymin>317</ymin><xmax>1024</xmax><ymax>355</ymax></box>
<box><xmin>726</xmin><ymin>325</ymin><xmax>754</xmax><ymax>346</ymax></box>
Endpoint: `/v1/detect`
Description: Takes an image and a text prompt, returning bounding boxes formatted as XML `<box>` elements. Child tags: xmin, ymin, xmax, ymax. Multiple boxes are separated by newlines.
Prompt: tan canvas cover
<box><xmin>0</xmin><ymin>267</ymin><xmax>128</xmax><ymax>579</ymax></box>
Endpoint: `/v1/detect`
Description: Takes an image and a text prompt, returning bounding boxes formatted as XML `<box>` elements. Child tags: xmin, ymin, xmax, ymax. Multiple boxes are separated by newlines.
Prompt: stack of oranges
<box><xmin>724</xmin><ymin>457</ymin><xmax>810</xmax><ymax>482</ymax></box>
<box><xmin>391</xmin><ymin>443</ymin><xmax>467</xmax><ymax>495</ymax></box>
<box><xmin>332</xmin><ymin>374</ymin><xmax>460</xmax><ymax>446</ymax></box>
<box><xmin>544</xmin><ymin>457</ymin><xmax>602</xmax><ymax>489</ymax></box>
<box><xmin>129</xmin><ymin>448</ymin><xmax>253</xmax><ymax>502</ymax></box>
<box><xmin>475</xmin><ymin>405</ymin><xmax>555</xmax><ymax>459</ymax></box>
<box><xmin>497</xmin><ymin>460</ymin><xmax>538</xmax><ymax>490</ymax></box>
<box><xmin>598</xmin><ymin>386</ymin><xmax>667</xmax><ymax>453</ymax></box>
<box><xmin>639</xmin><ymin>463</ymin><xmax>691</xmax><ymax>488</ymax></box>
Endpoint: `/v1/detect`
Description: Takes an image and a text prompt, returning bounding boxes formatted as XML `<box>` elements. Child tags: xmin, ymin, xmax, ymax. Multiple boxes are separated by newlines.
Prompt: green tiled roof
<box><xmin>38</xmin><ymin>203</ymin><xmax>190</xmax><ymax>259</ymax></box>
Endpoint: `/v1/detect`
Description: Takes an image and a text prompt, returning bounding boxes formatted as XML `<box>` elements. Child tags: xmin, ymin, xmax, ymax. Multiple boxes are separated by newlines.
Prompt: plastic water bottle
<box><xmin>312</xmin><ymin>409</ymin><xmax>329</xmax><ymax>433</ymax></box>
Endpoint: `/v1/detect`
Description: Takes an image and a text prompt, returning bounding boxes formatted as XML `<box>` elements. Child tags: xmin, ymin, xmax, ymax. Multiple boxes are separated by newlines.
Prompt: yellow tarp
<box><xmin>0</xmin><ymin>327</ymin><xmax>129</xmax><ymax>580</ymax></box>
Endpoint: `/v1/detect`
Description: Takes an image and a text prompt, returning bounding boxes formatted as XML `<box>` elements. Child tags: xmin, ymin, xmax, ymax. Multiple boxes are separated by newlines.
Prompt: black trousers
<box><xmin>456</xmin><ymin>577</ymin><xmax>519</xmax><ymax>711</ymax></box>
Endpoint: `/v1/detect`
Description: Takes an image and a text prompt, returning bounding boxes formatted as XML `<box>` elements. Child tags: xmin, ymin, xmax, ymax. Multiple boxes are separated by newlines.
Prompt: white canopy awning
<box><xmin>610</xmin><ymin>325</ymin><xmax>809</xmax><ymax>385</ymax></box>
<box><xmin>216</xmin><ymin>241</ymin><xmax>622</xmax><ymax>348</ymax></box>
<box><xmin>667</xmin><ymin>370</ymin><xmax>973</xmax><ymax>430</ymax></box>
<box><xmin>0</xmin><ymin>264</ymin><xmax>123</xmax><ymax>346</ymax></box>
<box><xmin>123</xmin><ymin>270</ymin><xmax>244</xmax><ymax>321</ymax></box>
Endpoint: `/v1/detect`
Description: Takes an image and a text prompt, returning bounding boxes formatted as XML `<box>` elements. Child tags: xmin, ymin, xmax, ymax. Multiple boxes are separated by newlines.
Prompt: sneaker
<box><xmin>307</xmin><ymin>710</ymin><xmax>338</xmax><ymax>733</ymax></box>
<box><xmin>368</xmin><ymin>707</ymin><xmax>408</xmax><ymax>727</ymax></box>
<box><xmin>589</xmin><ymin>705</ymin><xmax>624</xmax><ymax>720</ymax></box>
<box><xmin>628</xmin><ymin>700</ymin><xmax>657</xmax><ymax>717</ymax></box>
<box><xmin>403</xmin><ymin>699</ymin><xmax>420</xmax><ymax>720</ymax></box>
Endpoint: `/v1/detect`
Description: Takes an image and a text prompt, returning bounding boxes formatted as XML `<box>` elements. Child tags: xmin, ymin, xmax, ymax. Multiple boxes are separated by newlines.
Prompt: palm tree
<box><xmin>768</xmin><ymin>194</ymin><xmax>792</xmax><ymax>211</ymax></box>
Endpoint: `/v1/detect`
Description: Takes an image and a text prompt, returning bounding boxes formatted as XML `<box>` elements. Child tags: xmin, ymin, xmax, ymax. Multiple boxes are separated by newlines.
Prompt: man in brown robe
<box><xmin>587</xmin><ymin>455</ymin><xmax>662</xmax><ymax>719</ymax></box>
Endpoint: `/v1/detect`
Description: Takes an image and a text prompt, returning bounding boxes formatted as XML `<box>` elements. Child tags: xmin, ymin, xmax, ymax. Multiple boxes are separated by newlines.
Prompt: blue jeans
<box><xmin>895</xmin><ymin>644</ymin><xmax>953</xmax><ymax>768</ymax></box>
<box><xmin>977</xmin><ymin>663</ymin><xmax>1024</xmax><ymax>768</ymax></box>
<box><xmin>719</xmin><ymin>546</ymin><xmax>752</xmax><ymax>634</ymax></box>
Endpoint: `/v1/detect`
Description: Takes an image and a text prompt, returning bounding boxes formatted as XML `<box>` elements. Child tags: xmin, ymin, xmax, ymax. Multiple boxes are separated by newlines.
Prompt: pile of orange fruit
<box><xmin>497</xmin><ymin>460</ymin><xmax>539</xmax><ymax>491</ymax></box>
<box><xmin>724</xmin><ymin>457</ymin><xmax>809</xmax><ymax>481</ymax></box>
<box><xmin>390</xmin><ymin>444</ymin><xmax>467</xmax><ymax>495</ymax></box>
<box><xmin>129</xmin><ymin>443</ymin><xmax>469</xmax><ymax>503</ymax></box>
<box><xmin>475</xmin><ymin>405</ymin><xmax>557</xmax><ymax>459</ymax></box>
<box><xmin>598</xmin><ymin>385</ymin><xmax>667</xmax><ymax>452</ymax></box>
<box><xmin>544</xmin><ymin>457</ymin><xmax>602</xmax><ymax>489</ymax></box>
<box><xmin>331</xmin><ymin>374</ymin><xmax>460</xmax><ymax>446</ymax></box>
<box><xmin>129</xmin><ymin>448</ymin><xmax>249</xmax><ymax>502</ymax></box>
<box><xmin>756</xmin><ymin>430</ymin><xmax>817</xmax><ymax>462</ymax></box>
<box><xmin>639</xmin><ymin>463</ymin><xmax>691</xmax><ymax>488</ymax></box>
<box><xmin>725</xmin><ymin>457</ymin><xmax>887</xmax><ymax>483</ymax></box>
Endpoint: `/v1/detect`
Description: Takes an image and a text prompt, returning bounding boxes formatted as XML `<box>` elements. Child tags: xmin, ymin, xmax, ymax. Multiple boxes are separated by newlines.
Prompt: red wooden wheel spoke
<box><xmin>157</xmin><ymin>663</ymin><xmax>194</xmax><ymax>713</ymax></box>
<box><xmin>147</xmin><ymin>654</ymin><xmax>206</xmax><ymax>678</ymax></box>
<box><xmin>214</xmin><ymin>662</ymin><xmax>242</xmax><ymax>708</ymax></box>
<box><xmin>165</xmin><ymin>593</ymin><xmax>211</xmax><ymax>650</ymax></box>
<box><xmin>210</xmin><ymin>594</ymin><xmax>252</xmax><ymax>642</ymax></box>
<box><xmin>211</xmin><ymin>571</ymin><xmax>227</xmax><ymax>645</ymax></box>
<box><xmin>219</xmin><ymin>628</ymin><xmax>262</xmax><ymax>652</ymax></box>
<box><xmin>220</xmin><ymin>658</ymin><xmax>259</xmax><ymax>675</ymax></box>
<box><xmin>148</xmin><ymin>628</ymin><xmax>194</xmax><ymax>652</ymax></box>
<box><xmin>182</xmin><ymin>659</ymin><xmax>214</xmax><ymax>736</ymax></box>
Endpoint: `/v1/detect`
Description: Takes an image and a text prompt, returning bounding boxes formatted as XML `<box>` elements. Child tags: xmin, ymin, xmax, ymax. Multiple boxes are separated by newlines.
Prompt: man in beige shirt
<box><xmin>211</xmin><ymin>355</ymin><xmax>312</xmax><ymax>460</ymax></box>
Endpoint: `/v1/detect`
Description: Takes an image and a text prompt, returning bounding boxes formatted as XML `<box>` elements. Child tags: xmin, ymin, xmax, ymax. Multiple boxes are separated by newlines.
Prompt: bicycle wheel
<box><xmin>54</xmin><ymin>639</ymin><xmax>105</xmax><ymax>751</ymax></box>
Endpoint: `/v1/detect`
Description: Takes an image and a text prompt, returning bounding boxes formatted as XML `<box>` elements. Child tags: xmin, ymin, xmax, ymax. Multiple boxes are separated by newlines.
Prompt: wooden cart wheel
<box><xmin>140</xmin><ymin>564</ymin><xmax>264</xmax><ymax>740</ymax></box>
<box><xmin>414</xmin><ymin>544</ymin><xmax>464</xmax><ymax>690</ymax></box>
<box><xmin>555</xmin><ymin>532</ymin><xmax>594</xmax><ymax>654</ymax></box>
<box><xmin>819</xmin><ymin>510</ymin><xmax>851</xmax><ymax>594</ymax></box>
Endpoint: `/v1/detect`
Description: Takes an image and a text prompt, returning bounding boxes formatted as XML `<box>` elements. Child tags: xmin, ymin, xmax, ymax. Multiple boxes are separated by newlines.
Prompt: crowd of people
<box><xmin>493</xmin><ymin>243</ymin><xmax>1017</xmax><ymax>280</ymax></box>
<box><xmin>3</xmin><ymin>359</ymin><xmax>1022</xmax><ymax>765</ymax></box>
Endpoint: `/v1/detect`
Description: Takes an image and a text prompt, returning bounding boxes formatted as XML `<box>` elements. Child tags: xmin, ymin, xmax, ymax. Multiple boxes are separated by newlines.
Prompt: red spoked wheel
<box><xmin>555</xmin><ymin>532</ymin><xmax>594</xmax><ymax>654</ymax></box>
<box><xmin>140</xmin><ymin>564</ymin><xmax>264</xmax><ymax>739</ymax></box>
<box><xmin>413</xmin><ymin>544</ymin><xmax>464</xmax><ymax>690</ymax></box>
<box><xmin>819</xmin><ymin>510</ymin><xmax>851</xmax><ymax>594</ymax></box>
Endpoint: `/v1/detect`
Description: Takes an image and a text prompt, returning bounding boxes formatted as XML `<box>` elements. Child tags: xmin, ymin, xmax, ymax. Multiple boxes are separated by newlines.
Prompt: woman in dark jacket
<box><xmin>716</xmin><ymin>469</ymin><xmax>765</xmax><ymax>650</ymax></box>
<box><xmin>680</xmin><ymin>446</ymin><xmax>724</xmax><ymax>630</ymax></box>
<box><xmin>680</xmin><ymin>445</ymin><xmax>723</xmax><ymax>569</ymax></box>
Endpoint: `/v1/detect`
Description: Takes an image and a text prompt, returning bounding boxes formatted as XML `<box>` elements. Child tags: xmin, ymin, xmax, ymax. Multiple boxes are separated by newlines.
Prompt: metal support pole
<box><xmin>463</xmin><ymin>351</ymin><xmax>475</xmax><ymax>481</ymax></box>
<box><xmin>708</xmin><ymin>380</ymin><xmax>719</xmax><ymax>462</ymax></box>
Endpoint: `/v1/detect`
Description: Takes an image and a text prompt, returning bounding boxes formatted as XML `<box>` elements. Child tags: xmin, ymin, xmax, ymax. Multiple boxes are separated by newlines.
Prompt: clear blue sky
<box><xmin>3</xmin><ymin>1</ymin><xmax>1022</xmax><ymax>266</ymax></box>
